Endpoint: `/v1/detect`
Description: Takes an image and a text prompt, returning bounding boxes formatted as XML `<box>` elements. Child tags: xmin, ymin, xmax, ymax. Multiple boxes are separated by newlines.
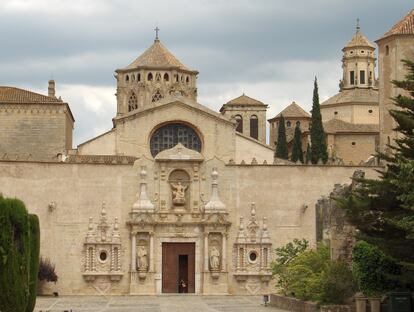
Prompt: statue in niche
<box><xmin>209</xmin><ymin>246</ymin><xmax>221</xmax><ymax>271</ymax></box>
<box><xmin>171</xmin><ymin>182</ymin><xmax>187</xmax><ymax>205</ymax></box>
<box><xmin>136</xmin><ymin>246</ymin><xmax>148</xmax><ymax>271</ymax></box>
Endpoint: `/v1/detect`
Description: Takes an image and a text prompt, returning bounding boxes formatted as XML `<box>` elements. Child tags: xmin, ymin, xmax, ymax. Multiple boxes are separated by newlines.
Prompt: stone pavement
<box><xmin>35</xmin><ymin>295</ymin><xmax>287</xmax><ymax>312</ymax></box>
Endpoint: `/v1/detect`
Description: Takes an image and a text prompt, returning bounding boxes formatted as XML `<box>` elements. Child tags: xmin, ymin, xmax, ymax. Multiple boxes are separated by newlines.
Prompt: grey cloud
<box><xmin>0</xmin><ymin>0</ymin><xmax>412</xmax><ymax>144</ymax></box>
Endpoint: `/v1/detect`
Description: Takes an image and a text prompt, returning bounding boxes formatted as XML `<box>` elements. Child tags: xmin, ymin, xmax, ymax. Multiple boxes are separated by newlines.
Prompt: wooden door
<box><xmin>162</xmin><ymin>243</ymin><xmax>195</xmax><ymax>293</ymax></box>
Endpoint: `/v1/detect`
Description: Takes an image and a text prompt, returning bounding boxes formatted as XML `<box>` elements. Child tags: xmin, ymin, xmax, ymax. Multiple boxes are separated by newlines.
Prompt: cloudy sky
<box><xmin>0</xmin><ymin>0</ymin><xmax>412</xmax><ymax>145</ymax></box>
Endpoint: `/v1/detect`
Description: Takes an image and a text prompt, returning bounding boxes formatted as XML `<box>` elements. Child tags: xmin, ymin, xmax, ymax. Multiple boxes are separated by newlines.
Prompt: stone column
<box><xmin>204</xmin><ymin>233</ymin><xmax>209</xmax><ymax>271</ymax></box>
<box><xmin>221</xmin><ymin>233</ymin><xmax>227</xmax><ymax>272</ymax></box>
<box><xmin>131</xmin><ymin>232</ymin><xmax>137</xmax><ymax>272</ymax></box>
<box><xmin>149</xmin><ymin>232</ymin><xmax>154</xmax><ymax>272</ymax></box>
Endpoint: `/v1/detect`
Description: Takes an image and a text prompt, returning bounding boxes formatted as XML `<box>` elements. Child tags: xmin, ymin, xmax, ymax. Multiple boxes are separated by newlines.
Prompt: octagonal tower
<box><xmin>115</xmin><ymin>33</ymin><xmax>199</xmax><ymax>117</ymax></box>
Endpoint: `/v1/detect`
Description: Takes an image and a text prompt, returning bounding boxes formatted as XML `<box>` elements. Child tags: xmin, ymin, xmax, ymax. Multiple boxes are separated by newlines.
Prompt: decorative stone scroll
<box><xmin>82</xmin><ymin>202</ymin><xmax>123</xmax><ymax>282</ymax></box>
<box><xmin>233</xmin><ymin>203</ymin><xmax>272</xmax><ymax>287</ymax></box>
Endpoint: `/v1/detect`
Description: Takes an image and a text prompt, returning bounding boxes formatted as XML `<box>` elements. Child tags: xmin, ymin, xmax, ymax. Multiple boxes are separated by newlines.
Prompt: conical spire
<box><xmin>344</xmin><ymin>20</ymin><xmax>375</xmax><ymax>49</ymax></box>
<box><xmin>122</xmin><ymin>37</ymin><xmax>196</xmax><ymax>72</ymax></box>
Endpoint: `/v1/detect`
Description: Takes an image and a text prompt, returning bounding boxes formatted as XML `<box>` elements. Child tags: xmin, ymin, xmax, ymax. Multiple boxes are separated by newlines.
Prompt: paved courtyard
<box><xmin>35</xmin><ymin>295</ymin><xmax>286</xmax><ymax>312</ymax></box>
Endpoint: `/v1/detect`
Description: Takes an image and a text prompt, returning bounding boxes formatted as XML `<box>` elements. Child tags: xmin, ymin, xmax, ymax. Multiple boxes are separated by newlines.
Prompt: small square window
<box><xmin>351</xmin><ymin>142</ymin><xmax>356</xmax><ymax>146</ymax></box>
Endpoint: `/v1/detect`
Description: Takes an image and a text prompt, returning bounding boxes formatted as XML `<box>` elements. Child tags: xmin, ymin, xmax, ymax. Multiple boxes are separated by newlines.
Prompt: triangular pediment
<box><xmin>155</xmin><ymin>143</ymin><xmax>204</xmax><ymax>162</ymax></box>
<box><xmin>113</xmin><ymin>96</ymin><xmax>234</xmax><ymax>127</ymax></box>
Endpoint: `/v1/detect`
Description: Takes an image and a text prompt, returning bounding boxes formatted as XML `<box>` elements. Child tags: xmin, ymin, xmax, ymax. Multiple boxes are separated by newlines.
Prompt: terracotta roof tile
<box><xmin>321</xmin><ymin>88</ymin><xmax>378</xmax><ymax>106</ymax></box>
<box><xmin>225</xmin><ymin>94</ymin><xmax>266</xmax><ymax>106</ymax></box>
<box><xmin>344</xmin><ymin>30</ymin><xmax>375</xmax><ymax>49</ymax></box>
<box><xmin>323</xmin><ymin>119</ymin><xmax>379</xmax><ymax>134</ymax></box>
<box><xmin>122</xmin><ymin>39</ymin><xmax>196</xmax><ymax>72</ymax></box>
<box><xmin>379</xmin><ymin>9</ymin><xmax>414</xmax><ymax>40</ymax></box>
<box><xmin>269</xmin><ymin>101</ymin><xmax>310</xmax><ymax>121</ymax></box>
<box><xmin>0</xmin><ymin>86</ymin><xmax>62</xmax><ymax>104</ymax></box>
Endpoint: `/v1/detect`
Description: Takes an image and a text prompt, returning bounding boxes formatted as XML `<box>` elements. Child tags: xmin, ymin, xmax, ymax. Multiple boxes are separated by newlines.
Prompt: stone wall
<box><xmin>330</xmin><ymin>133</ymin><xmax>378</xmax><ymax>164</ymax></box>
<box><xmin>269</xmin><ymin>294</ymin><xmax>318</xmax><ymax>312</ymax></box>
<box><xmin>0</xmin><ymin>160</ymin><xmax>379</xmax><ymax>295</ymax></box>
<box><xmin>0</xmin><ymin>103</ymin><xmax>73</xmax><ymax>161</ymax></box>
<box><xmin>377</xmin><ymin>35</ymin><xmax>414</xmax><ymax>152</ymax></box>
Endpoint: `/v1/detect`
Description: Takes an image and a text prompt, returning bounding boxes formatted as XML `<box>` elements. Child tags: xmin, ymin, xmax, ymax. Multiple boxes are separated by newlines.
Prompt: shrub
<box><xmin>352</xmin><ymin>240</ymin><xmax>400</xmax><ymax>296</ymax></box>
<box><xmin>319</xmin><ymin>261</ymin><xmax>355</xmax><ymax>304</ymax></box>
<box><xmin>38</xmin><ymin>257</ymin><xmax>58</xmax><ymax>283</ymax></box>
<box><xmin>272</xmin><ymin>240</ymin><xmax>355</xmax><ymax>305</ymax></box>
<box><xmin>272</xmin><ymin>238</ymin><xmax>309</xmax><ymax>292</ymax></box>
<box><xmin>0</xmin><ymin>195</ymin><xmax>31</xmax><ymax>312</ymax></box>
<box><xmin>26</xmin><ymin>215</ymin><xmax>40</xmax><ymax>312</ymax></box>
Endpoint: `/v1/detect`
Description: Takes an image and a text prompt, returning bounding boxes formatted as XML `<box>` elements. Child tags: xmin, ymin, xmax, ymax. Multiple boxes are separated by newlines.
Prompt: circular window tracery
<box><xmin>150</xmin><ymin>123</ymin><xmax>202</xmax><ymax>157</ymax></box>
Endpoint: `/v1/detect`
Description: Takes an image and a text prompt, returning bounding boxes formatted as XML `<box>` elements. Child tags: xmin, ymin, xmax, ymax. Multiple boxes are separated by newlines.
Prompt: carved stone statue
<box><xmin>136</xmin><ymin>246</ymin><xmax>148</xmax><ymax>271</ymax></box>
<box><xmin>209</xmin><ymin>246</ymin><xmax>220</xmax><ymax>271</ymax></box>
<box><xmin>171</xmin><ymin>182</ymin><xmax>187</xmax><ymax>205</ymax></box>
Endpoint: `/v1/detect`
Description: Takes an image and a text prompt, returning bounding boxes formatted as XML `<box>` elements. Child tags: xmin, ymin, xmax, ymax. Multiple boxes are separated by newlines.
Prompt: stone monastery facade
<box><xmin>0</xmin><ymin>10</ymin><xmax>413</xmax><ymax>295</ymax></box>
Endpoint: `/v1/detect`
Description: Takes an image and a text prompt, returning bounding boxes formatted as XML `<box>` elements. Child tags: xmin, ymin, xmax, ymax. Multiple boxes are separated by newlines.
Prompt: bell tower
<box><xmin>341</xmin><ymin>20</ymin><xmax>377</xmax><ymax>90</ymax></box>
<box><xmin>115</xmin><ymin>29</ymin><xmax>199</xmax><ymax>117</ymax></box>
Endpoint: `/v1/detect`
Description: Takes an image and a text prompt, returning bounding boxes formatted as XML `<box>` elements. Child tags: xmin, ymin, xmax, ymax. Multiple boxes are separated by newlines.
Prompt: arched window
<box><xmin>155</xmin><ymin>72</ymin><xmax>161</xmax><ymax>82</ymax></box>
<box><xmin>296</xmin><ymin>121</ymin><xmax>301</xmax><ymax>127</ymax></box>
<box><xmin>234</xmin><ymin>115</ymin><xmax>243</xmax><ymax>133</ymax></box>
<box><xmin>164</xmin><ymin>73</ymin><xmax>169</xmax><ymax>81</ymax></box>
<box><xmin>137</xmin><ymin>73</ymin><xmax>141</xmax><ymax>82</ymax></box>
<box><xmin>125</xmin><ymin>75</ymin><xmax>129</xmax><ymax>83</ymax></box>
<box><xmin>152</xmin><ymin>90</ymin><xmax>163</xmax><ymax>102</ymax></box>
<box><xmin>186</xmin><ymin>76</ymin><xmax>190</xmax><ymax>84</ymax></box>
<box><xmin>128</xmin><ymin>92</ymin><xmax>138</xmax><ymax>111</ymax></box>
<box><xmin>150</xmin><ymin>123</ymin><xmax>202</xmax><ymax>157</ymax></box>
<box><xmin>286</xmin><ymin>121</ymin><xmax>291</xmax><ymax>128</ymax></box>
<box><xmin>250</xmin><ymin>115</ymin><xmax>258</xmax><ymax>140</ymax></box>
<box><xmin>148</xmin><ymin>72</ymin><xmax>153</xmax><ymax>81</ymax></box>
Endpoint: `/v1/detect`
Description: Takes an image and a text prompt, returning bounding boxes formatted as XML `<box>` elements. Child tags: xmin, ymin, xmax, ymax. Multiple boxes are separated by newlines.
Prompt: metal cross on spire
<box><xmin>154</xmin><ymin>26</ymin><xmax>160</xmax><ymax>40</ymax></box>
<box><xmin>356</xmin><ymin>18</ymin><xmax>360</xmax><ymax>33</ymax></box>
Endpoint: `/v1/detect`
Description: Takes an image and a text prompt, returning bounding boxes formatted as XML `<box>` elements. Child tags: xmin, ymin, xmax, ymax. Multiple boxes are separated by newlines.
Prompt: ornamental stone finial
<box><xmin>250</xmin><ymin>203</ymin><xmax>256</xmax><ymax>218</ymax></box>
<box><xmin>204</xmin><ymin>167</ymin><xmax>226</xmax><ymax>212</ymax></box>
<box><xmin>132</xmin><ymin>166</ymin><xmax>155</xmax><ymax>212</ymax></box>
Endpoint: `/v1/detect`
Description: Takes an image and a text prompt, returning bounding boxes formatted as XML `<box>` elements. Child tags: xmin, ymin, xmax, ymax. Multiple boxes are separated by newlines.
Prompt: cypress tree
<box><xmin>291</xmin><ymin>124</ymin><xmax>304</xmax><ymax>163</ymax></box>
<box><xmin>339</xmin><ymin>60</ymin><xmax>414</xmax><ymax>288</ymax></box>
<box><xmin>26</xmin><ymin>215</ymin><xmax>40</xmax><ymax>312</ymax></box>
<box><xmin>0</xmin><ymin>195</ymin><xmax>40</xmax><ymax>312</ymax></box>
<box><xmin>310</xmin><ymin>77</ymin><xmax>328</xmax><ymax>164</ymax></box>
<box><xmin>275</xmin><ymin>114</ymin><xmax>289</xmax><ymax>159</ymax></box>
<box><xmin>306</xmin><ymin>143</ymin><xmax>312</xmax><ymax>164</ymax></box>
<box><xmin>0</xmin><ymin>195</ymin><xmax>30</xmax><ymax>312</ymax></box>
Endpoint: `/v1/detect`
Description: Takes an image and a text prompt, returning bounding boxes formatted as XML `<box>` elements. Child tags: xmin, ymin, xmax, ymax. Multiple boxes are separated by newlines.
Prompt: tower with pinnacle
<box><xmin>114</xmin><ymin>29</ymin><xmax>199</xmax><ymax>117</ymax></box>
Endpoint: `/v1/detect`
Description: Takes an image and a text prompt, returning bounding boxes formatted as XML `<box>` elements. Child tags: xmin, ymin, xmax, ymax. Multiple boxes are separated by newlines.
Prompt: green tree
<box><xmin>272</xmin><ymin>242</ymin><xmax>354</xmax><ymax>304</ymax></box>
<box><xmin>26</xmin><ymin>215</ymin><xmax>40</xmax><ymax>312</ymax></box>
<box><xmin>0</xmin><ymin>195</ymin><xmax>40</xmax><ymax>312</ymax></box>
<box><xmin>276</xmin><ymin>114</ymin><xmax>289</xmax><ymax>159</ymax></box>
<box><xmin>310</xmin><ymin>77</ymin><xmax>328</xmax><ymax>164</ymax></box>
<box><xmin>291</xmin><ymin>124</ymin><xmax>304</xmax><ymax>163</ymax></box>
<box><xmin>352</xmin><ymin>241</ymin><xmax>400</xmax><ymax>296</ymax></box>
<box><xmin>339</xmin><ymin>60</ymin><xmax>414</xmax><ymax>288</ymax></box>
<box><xmin>306</xmin><ymin>143</ymin><xmax>312</xmax><ymax>164</ymax></box>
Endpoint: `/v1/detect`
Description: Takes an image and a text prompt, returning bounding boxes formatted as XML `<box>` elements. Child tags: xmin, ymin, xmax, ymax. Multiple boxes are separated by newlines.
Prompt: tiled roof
<box><xmin>269</xmin><ymin>101</ymin><xmax>310</xmax><ymax>121</ymax></box>
<box><xmin>344</xmin><ymin>30</ymin><xmax>375</xmax><ymax>49</ymax></box>
<box><xmin>379</xmin><ymin>9</ymin><xmax>414</xmax><ymax>40</ymax></box>
<box><xmin>0</xmin><ymin>86</ymin><xmax>62</xmax><ymax>104</ymax></box>
<box><xmin>321</xmin><ymin>88</ymin><xmax>378</xmax><ymax>106</ymax></box>
<box><xmin>323</xmin><ymin>119</ymin><xmax>379</xmax><ymax>134</ymax></box>
<box><xmin>225</xmin><ymin>94</ymin><xmax>266</xmax><ymax>106</ymax></box>
<box><xmin>122</xmin><ymin>39</ymin><xmax>196</xmax><ymax>72</ymax></box>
